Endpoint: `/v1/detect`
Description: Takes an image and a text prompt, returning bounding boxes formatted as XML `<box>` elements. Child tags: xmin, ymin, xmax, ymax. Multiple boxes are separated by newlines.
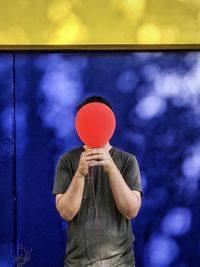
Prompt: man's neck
<box><xmin>83</xmin><ymin>143</ymin><xmax>112</xmax><ymax>151</ymax></box>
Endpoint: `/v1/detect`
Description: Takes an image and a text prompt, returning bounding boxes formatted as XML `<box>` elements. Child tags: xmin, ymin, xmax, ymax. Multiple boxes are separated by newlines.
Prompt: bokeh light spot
<box><xmin>162</xmin><ymin>207</ymin><xmax>191</xmax><ymax>236</ymax></box>
<box><xmin>146</xmin><ymin>234</ymin><xmax>179</xmax><ymax>266</ymax></box>
<box><xmin>137</xmin><ymin>23</ymin><xmax>161</xmax><ymax>44</ymax></box>
<box><xmin>117</xmin><ymin>70</ymin><xmax>139</xmax><ymax>93</ymax></box>
<box><xmin>135</xmin><ymin>95</ymin><xmax>166</xmax><ymax>120</ymax></box>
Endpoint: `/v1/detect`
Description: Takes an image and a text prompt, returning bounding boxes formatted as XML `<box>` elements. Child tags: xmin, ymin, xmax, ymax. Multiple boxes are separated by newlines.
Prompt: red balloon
<box><xmin>75</xmin><ymin>102</ymin><xmax>116</xmax><ymax>148</ymax></box>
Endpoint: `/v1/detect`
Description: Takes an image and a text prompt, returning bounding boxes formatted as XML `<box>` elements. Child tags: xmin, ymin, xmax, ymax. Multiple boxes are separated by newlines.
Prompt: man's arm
<box><xmin>107</xmin><ymin>167</ymin><xmax>141</xmax><ymax>220</ymax></box>
<box><xmin>87</xmin><ymin>148</ymin><xmax>142</xmax><ymax>220</ymax></box>
<box><xmin>55</xmin><ymin>149</ymin><xmax>95</xmax><ymax>221</ymax></box>
<box><xmin>55</xmin><ymin>172</ymin><xmax>85</xmax><ymax>221</ymax></box>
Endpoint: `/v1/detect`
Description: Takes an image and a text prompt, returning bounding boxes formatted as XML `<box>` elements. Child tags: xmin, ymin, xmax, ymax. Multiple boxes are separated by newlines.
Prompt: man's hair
<box><xmin>76</xmin><ymin>95</ymin><xmax>113</xmax><ymax>112</ymax></box>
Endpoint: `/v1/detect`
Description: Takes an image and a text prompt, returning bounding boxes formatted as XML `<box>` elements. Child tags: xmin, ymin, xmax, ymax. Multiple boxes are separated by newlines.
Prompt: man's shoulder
<box><xmin>113</xmin><ymin>146</ymin><xmax>136</xmax><ymax>161</ymax></box>
<box><xmin>59</xmin><ymin>146</ymin><xmax>83</xmax><ymax>161</ymax></box>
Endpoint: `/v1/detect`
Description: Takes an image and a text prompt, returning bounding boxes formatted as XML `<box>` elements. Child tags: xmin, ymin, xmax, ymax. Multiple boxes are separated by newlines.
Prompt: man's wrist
<box><xmin>75</xmin><ymin>171</ymin><xmax>85</xmax><ymax>179</ymax></box>
<box><xmin>107</xmin><ymin>164</ymin><xmax>119</xmax><ymax>177</ymax></box>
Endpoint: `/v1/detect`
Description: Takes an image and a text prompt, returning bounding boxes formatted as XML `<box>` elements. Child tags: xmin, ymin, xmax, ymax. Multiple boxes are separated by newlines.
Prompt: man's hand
<box><xmin>76</xmin><ymin>149</ymin><xmax>98</xmax><ymax>177</ymax></box>
<box><xmin>86</xmin><ymin>148</ymin><xmax>116</xmax><ymax>173</ymax></box>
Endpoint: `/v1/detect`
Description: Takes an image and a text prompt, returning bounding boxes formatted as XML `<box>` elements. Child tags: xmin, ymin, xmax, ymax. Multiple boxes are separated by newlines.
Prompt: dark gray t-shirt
<box><xmin>52</xmin><ymin>146</ymin><xmax>142</xmax><ymax>267</ymax></box>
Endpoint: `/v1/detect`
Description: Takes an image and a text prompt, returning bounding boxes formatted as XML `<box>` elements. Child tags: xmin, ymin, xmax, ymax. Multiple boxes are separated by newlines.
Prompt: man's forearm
<box><xmin>57</xmin><ymin>172</ymin><xmax>85</xmax><ymax>221</ymax></box>
<box><xmin>107</xmin><ymin>167</ymin><xmax>141</xmax><ymax>220</ymax></box>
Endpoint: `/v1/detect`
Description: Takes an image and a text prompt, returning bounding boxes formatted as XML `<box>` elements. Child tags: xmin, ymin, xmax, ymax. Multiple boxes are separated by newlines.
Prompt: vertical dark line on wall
<box><xmin>11</xmin><ymin>52</ymin><xmax>17</xmax><ymax>265</ymax></box>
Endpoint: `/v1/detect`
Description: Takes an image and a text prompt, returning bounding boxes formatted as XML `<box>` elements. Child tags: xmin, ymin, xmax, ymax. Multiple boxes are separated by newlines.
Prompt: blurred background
<box><xmin>0</xmin><ymin>51</ymin><xmax>200</xmax><ymax>267</ymax></box>
<box><xmin>0</xmin><ymin>0</ymin><xmax>200</xmax><ymax>44</ymax></box>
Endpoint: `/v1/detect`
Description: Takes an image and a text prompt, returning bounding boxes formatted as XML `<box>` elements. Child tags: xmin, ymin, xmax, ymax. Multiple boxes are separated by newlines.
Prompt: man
<box><xmin>52</xmin><ymin>96</ymin><xmax>143</xmax><ymax>267</ymax></box>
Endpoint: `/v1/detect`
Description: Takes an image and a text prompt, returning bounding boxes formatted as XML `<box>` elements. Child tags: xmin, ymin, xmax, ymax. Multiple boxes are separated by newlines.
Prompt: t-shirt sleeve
<box><xmin>123</xmin><ymin>155</ymin><xmax>143</xmax><ymax>196</ymax></box>
<box><xmin>52</xmin><ymin>155</ymin><xmax>72</xmax><ymax>196</ymax></box>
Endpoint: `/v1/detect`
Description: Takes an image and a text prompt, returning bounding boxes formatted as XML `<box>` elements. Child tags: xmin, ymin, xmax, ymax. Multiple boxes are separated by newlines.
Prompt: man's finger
<box><xmin>86</xmin><ymin>155</ymin><xmax>104</xmax><ymax>161</ymax></box>
<box><xmin>89</xmin><ymin>160</ymin><xmax>106</xmax><ymax>166</ymax></box>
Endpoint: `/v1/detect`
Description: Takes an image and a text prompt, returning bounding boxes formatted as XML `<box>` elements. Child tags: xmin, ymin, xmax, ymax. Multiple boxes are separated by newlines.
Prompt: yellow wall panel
<box><xmin>0</xmin><ymin>0</ymin><xmax>199</xmax><ymax>44</ymax></box>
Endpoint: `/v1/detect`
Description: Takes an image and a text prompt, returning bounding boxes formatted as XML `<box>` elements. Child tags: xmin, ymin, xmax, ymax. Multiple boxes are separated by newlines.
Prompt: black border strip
<box><xmin>0</xmin><ymin>44</ymin><xmax>200</xmax><ymax>52</ymax></box>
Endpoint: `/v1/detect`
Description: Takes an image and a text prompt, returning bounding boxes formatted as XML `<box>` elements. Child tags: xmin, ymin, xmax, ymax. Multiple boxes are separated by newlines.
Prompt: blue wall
<box><xmin>0</xmin><ymin>52</ymin><xmax>200</xmax><ymax>267</ymax></box>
